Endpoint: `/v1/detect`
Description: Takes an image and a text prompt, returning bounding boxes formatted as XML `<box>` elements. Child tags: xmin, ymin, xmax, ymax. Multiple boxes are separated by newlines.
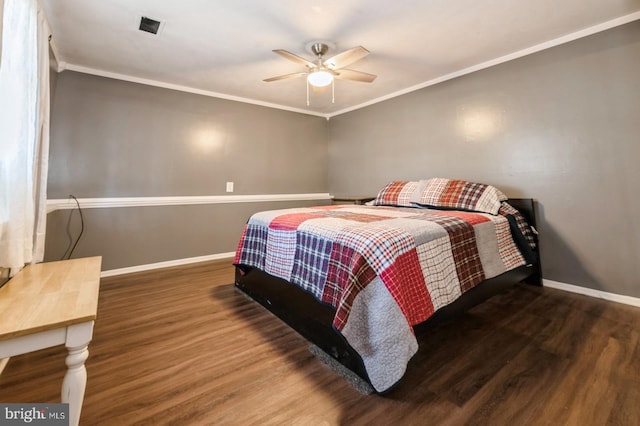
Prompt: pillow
<box><xmin>499</xmin><ymin>202</ymin><xmax>537</xmax><ymax>250</ymax></box>
<box><xmin>414</xmin><ymin>178</ymin><xmax>507</xmax><ymax>215</ymax></box>
<box><xmin>373</xmin><ymin>181</ymin><xmax>420</xmax><ymax>207</ymax></box>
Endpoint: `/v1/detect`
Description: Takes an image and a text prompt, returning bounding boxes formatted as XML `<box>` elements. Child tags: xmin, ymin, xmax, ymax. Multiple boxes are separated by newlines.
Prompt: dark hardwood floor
<box><xmin>1</xmin><ymin>259</ymin><xmax>639</xmax><ymax>425</ymax></box>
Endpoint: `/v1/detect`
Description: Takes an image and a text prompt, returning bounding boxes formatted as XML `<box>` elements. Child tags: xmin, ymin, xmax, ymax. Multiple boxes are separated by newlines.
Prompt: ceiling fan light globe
<box><xmin>307</xmin><ymin>70</ymin><xmax>333</xmax><ymax>87</ymax></box>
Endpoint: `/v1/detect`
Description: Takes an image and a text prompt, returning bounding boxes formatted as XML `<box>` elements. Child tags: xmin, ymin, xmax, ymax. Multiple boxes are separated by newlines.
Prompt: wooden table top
<box><xmin>0</xmin><ymin>257</ymin><xmax>102</xmax><ymax>340</ymax></box>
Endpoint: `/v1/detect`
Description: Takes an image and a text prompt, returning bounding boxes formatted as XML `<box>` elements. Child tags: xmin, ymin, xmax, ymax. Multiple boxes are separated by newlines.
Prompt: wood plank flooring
<box><xmin>1</xmin><ymin>259</ymin><xmax>639</xmax><ymax>425</ymax></box>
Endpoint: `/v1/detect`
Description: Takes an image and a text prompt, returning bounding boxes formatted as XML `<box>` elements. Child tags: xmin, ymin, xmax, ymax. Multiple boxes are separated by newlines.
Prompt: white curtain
<box><xmin>0</xmin><ymin>0</ymin><xmax>50</xmax><ymax>274</ymax></box>
<box><xmin>33</xmin><ymin>4</ymin><xmax>50</xmax><ymax>263</ymax></box>
<box><xmin>0</xmin><ymin>0</ymin><xmax>4</xmax><ymax>66</ymax></box>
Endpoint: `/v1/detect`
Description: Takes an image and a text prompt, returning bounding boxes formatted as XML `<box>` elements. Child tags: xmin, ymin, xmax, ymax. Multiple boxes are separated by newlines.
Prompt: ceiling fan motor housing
<box><xmin>310</xmin><ymin>43</ymin><xmax>329</xmax><ymax>58</ymax></box>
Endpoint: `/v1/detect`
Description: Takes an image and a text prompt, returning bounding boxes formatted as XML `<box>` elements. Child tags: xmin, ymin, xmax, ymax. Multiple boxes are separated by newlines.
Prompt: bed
<box><xmin>233</xmin><ymin>179</ymin><xmax>541</xmax><ymax>393</ymax></box>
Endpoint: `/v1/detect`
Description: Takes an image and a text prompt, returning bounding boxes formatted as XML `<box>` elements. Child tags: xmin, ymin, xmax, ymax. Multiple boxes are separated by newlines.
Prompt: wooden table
<box><xmin>0</xmin><ymin>257</ymin><xmax>101</xmax><ymax>426</ymax></box>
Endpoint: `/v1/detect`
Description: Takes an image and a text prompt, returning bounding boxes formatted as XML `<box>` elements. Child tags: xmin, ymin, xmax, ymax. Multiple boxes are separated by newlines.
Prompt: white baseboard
<box><xmin>543</xmin><ymin>279</ymin><xmax>640</xmax><ymax>308</ymax></box>
<box><xmin>100</xmin><ymin>252</ymin><xmax>236</xmax><ymax>278</ymax></box>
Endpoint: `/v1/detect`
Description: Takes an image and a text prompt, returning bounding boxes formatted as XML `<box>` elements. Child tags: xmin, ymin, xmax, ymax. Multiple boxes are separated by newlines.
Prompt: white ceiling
<box><xmin>41</xmin><ymin>0</ymin><xmax>640</xmax><ymax>117</ymax></box>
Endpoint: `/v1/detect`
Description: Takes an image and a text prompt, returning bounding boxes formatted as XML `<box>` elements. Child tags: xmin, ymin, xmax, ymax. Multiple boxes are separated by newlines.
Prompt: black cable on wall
<box><xmin>61</xmin><ymin>195</ymin><xmax>84</xmax><ymax>260</ymax></box>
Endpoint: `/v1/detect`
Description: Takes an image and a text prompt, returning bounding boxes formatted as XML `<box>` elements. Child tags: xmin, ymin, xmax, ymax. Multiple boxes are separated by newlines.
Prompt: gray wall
<box><xmin>45</xmin><ymin>200</ymin><xmax>326</xmax><ymax>271</ymax></box>
<box><xmin>47</xmin><ymin>22</ymin><xmax>640</xmax><ymax>298</ymax></box>
<box><xmin>45</xmin><ymin>71</ymin><xmax>328</xmax><ymax>270</ymax></box>
<box><xmin>328</xmin><ymin>21</ymin><xmax>640</xmax><ymax>297</ymax></box>
<box><xmin>48</xmin><ymin>72</ymin><xmax>327</xmax><ymax>198</ymax></box>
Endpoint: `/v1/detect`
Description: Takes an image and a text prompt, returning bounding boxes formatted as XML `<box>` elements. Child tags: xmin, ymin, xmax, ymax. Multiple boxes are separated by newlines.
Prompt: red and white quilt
<box><xmin>234</xmin><ymin>204</ymin><xmax>528</xmax><ymax>392</ymax></box>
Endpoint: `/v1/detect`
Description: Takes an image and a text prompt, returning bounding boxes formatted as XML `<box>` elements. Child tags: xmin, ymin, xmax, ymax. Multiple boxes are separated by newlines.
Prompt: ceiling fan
<box><xmin>264</xmin><ymin>42</ymin><xmax>376</xmax><ymax>105</ymax></box>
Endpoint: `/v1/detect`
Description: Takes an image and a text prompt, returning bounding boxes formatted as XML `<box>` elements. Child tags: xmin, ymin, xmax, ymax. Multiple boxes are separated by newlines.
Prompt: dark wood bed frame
<box><xmin>234</xmin><ymin>198</ymin><xmax>541</xmax><ymax>391</ymax></box>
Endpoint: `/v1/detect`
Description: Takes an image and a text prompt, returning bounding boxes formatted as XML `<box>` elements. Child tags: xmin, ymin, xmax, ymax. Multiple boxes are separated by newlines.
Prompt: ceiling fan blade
<box><xmin>273</xmin><ymin>49</ymin><xmax>316</xmax><ymax>68</ymax></box>
<box><xmin>263</xmin><ymin>72</ymin><xmax>307</xmax><ymax>82</ymax></box>
<box><xmin>323</xmin><ymin>46</ymin><xmax>369</xmax><ymax>70</ymax></box>
<box><xmin>335</xmin><ymin>69</ymin><xmax>377</xmax><ymax>83</ymax></box>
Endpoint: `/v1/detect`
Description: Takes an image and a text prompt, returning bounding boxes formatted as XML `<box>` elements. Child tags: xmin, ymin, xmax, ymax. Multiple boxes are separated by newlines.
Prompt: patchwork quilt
<box><xmin>234</xmin><ymin>204</ymin><xmax>530</xmax><ymax>392</ymax></box>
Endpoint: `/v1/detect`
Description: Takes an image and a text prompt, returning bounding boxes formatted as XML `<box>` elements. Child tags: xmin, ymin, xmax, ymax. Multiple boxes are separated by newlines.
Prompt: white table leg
<box><xmin>62</xmin><ymin>321</ymin><xmax>94</xmax><ymax>426</ymax></box>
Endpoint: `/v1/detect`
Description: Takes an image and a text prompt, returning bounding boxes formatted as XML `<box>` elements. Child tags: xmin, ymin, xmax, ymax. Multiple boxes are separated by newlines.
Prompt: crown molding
<box><xmin>51</xmin><ymin>11</ymin><xmax>640</xmax><ymax>119</ymax></box>
<box><xmin>327</xmin><ymin>11</ymin><xmax>640</xmax><ymax>117</ymax></box>
<box><xmin>62</xmin><ymin>63</ymin><xmax>329</xmax><ymax>118</ymax></box>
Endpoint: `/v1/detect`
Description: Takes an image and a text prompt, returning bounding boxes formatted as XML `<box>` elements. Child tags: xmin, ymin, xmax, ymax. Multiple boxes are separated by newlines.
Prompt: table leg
<box><xmin>62</xmin><ymin>321</ymin><xmax>94</xmax><ymax>426</ymax></box>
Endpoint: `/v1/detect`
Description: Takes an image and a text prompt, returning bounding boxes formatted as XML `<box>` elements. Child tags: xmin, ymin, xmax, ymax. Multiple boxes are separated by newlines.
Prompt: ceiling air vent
<box><xmin>139</xmin><ymin>16</ymin><xmax>161</xmax><ymax>34</ymax></box>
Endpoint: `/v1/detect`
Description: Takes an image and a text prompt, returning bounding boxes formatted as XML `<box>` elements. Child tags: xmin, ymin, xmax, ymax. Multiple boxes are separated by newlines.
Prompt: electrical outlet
<box><xmin>226</xmin><ymin>182</ymin><xmax>234</xmax><ymax>193</ymax></box>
